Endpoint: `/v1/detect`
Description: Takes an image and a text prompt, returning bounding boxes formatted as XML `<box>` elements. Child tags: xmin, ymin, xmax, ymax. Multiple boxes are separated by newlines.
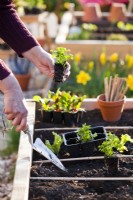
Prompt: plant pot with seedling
<box><xmin>50</xmin><ymin>47</ymin><xmax>73</xmax><ymax>82</ymax></box>
<box><xmin>91</xmin><ymin>126</ymin><xmax>107</xmax><ymax>151</ymax></box>
<box><xmin>97</xmin><ymin>76</ymin><xmax>128</xmax><ymax>122</ymax></box>
<box><xmin>33</xmin><ymin>94</ymin><xmax>54</xmax><ymax>123</ymax></box>
<box><xmin>63</xmin><ymin>124</ymin><xmax>100</xmax><ymax>158</ymax></box>
<box><xmin>33</xmin><ymin>95</ymin><xmax>42</xmax><ymax>110</ymax></box>
<box><xmin>33</xmin><ymin>89</ymin><xmax>86</xmax><ymax>125</ymax></box>
<box><xmin>76</xmin><ymin>124</ymin><xmax>97</xmax><ymax>157</ymax></box>
<box><xmin>98</xmin><ymin>132</ymin><xmax>133</xmax><ymax>175</ymax></box>
<box><xmin>62</xmin><ymin>93</ymin><xmax>86</xmax><ymax>127</ymax></box>
<box><xmin>52</xmin><ymin>89</ymin><xmax>86</xmax><ymax>126</ymax></box>
<box><xmin>63</xmin><ymin>130</ymin><xmax>81</xmax><ymax>158</ymax></box>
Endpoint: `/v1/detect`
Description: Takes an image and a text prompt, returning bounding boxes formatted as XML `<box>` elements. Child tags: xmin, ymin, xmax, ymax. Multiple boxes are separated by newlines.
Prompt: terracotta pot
<box><xmin>97</xmin><ymin>94</ymin><xmax>126</xmax><ymax>122</ymax></box>
<box><xmin>82</xmin><ymin>3</ymin><xmax>102</xmax><ymax>22</ymax></box>
<box><xmin>37</xmin><ymin>38</ymin><xmax>45</xmax><ymax>47</ymax></box>
<box><xmin>15</xmin><ymin>74</ymin><xmax>31</xmax><ymax>91</ymax></box>
<box><xmin>108</xmin><ymin>3</ymin><xmax>127</xmax><ymax>22</ymax></box>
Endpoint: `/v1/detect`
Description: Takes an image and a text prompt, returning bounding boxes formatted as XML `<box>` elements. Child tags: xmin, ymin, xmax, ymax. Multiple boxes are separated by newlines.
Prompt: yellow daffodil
<box><xmin>127</xmin><ymin>56</ymin><xmax>133</xmax><ymax>68</ymax></box>
<box><xmin>100</xmin><ymin>53</ymin><xmax>106</xmax><ymax>65</ymax></box>
<box><xmin>74</xmin><ymin>52</ymin><xmax>82</xmax><ymax>63</ymax></box>
<box><xmin>88</xmin><ymin>61</ymin><xmax>94</xmax><ymax>71</ymax></box>
<box><xmin>125</xmin><ymin>54</ymin><xmax>130</xmax><ymax>62</ymax></box>
<box><xmin>110</xmin><ymin>53</ymin><xmax>118</xmax><ymax>62</ymax></box>
<box><xmin>64</xmin><ymin>2</ymin><xmax>70</xmax><ymax>9</ymax></box>
<box><xmin>126</xmin><ymin>75</ymin><xmax>133</xmax><ymax>90</ymax></box>
<box><xmin>76</xmin><ymin>70</ymin><xmax>91</xmax><ymax>85</ymax></box>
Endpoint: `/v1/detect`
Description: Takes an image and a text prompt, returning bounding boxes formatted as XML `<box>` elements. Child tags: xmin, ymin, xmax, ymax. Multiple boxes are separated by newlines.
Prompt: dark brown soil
<box><xmin>29</xmin><ymin>108</ymin><xmax>133</xmax><ymax>200</ymax></box>
<box><xmin>30</xmin><ymin>180</ymin><xmax>133</xmax><ymax>200</ymax></box>
<box><xmin>35</xmin><ymin>109</ymin><xmax>133</xmax><ymax>129</ymax></box>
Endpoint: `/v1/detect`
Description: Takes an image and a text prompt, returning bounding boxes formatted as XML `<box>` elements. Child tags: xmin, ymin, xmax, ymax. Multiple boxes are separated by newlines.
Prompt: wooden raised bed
<box><xmin>11</xmin><ymin>98</ymin><xmax>133</xmax><ymax>200</ymax></box>
<box><xmin>55</xmin><ymin>11</ymin><xmax>133</xmax><ymax>58</ymax></box>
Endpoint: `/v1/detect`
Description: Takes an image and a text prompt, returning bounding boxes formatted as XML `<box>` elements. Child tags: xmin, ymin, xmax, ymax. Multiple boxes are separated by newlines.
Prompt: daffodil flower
<box><xmin>100</xmin><ymin>53</ymin><xmax>106</xmax><ymax>65</ymax></box>
<box><xmin>74</xmin><ymin>52</ymin><xmax>82</xmax><ymax>63</ymax></box>
<box><xmin>127</xmin><ymin>56</ymin><xmax>133</xmax><ymax>68</ymax></box>
<box><xmin>76</xmin><ymin>70</ymin><xmax>91</xmax><ymax>85</ymax></box>
<box><xmin>110</xmin><ymin>53</ymin><xmax>118</xmax><ymax>63</ymax></box>
<box><xmin>88</xmin><ymin>61</ymin><xmax>94</xmax><ymax>71</ymax></box>
<box><xmin>126</xmin><ymin>75</ymin><xmax>133</xmax><ymax>90</ymax></box>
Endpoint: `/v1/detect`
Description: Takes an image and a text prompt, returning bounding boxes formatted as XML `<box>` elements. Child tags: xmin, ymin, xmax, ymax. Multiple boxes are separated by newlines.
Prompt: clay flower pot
<box><xmin>82</xmin><ymin>3</ymin><xmax>102</xmax><ymax>22</ymax></box>
<box><xmin>108</xmin><ymin>3</ymin><xmax>127</xmax><ymax>22</ymax></box>
<box><xmin>97</xmin><ymin>94</ymin><xmax>126</xmax><ymax>122</ymax></box>
<box><xmin>15</xmin><ymin>73</ymin><xmax>31</xmax><ymax>91</ymax></box>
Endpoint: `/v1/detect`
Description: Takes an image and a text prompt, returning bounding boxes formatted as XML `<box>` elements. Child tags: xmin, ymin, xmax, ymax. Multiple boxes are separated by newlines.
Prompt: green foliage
<box><xmin>77</xmin><ymin>124</ymin><xmax>97</xmax><ymax>143</ymax></box>
<box><xmin>15</xmin><ymin>0</ymin><xmax>45</xmax><ymax>9</ymax></box>
<box><xmin>43</xmin><ymin>0</ymin><xmax>80</xmax><ymax>12</ymax></box>
<box><xmin>67</xmin><ymin>23</ymin><xmax>98</xmax><ymax>40</ymax></box>
<box><xmin>33</xmin><ymin>95</ymin><xmax>53</xmax><ymax>111</ymax></box>
<box><xmin>45</xmin><ymin>132</ymin><xmax>63</xmax><ymax>155</ymax></box>
<box><xmin>0</xmin><ymin>126</ymin><xmax>20</xmax><ymax>156</ymax></box>
<box><xmin>51</xmin><ymin>88</ymin><xmax>86</xmax><ymax>112</ymax></box>
<box><xmin>117</xmin><ymin>21</ymin><xmax>133</xmax><ymax>31</ymax></box>
<box><xmin>51</xmin><ymin>47</ymin><xmax>73</xmax><ymax>67</ymax></box>
<box><xmin>98</xmin><ymin>132</ymin><xmax>133</xmax><ymax>157</ymax></box>
<box><xmin>33</xmin><ymin>89</ymin><xmax>86</xmax><ymax>112</ymax></box>
<box><xmin>33</xmin><ymin>95</ymin><xmax>42</xmax><ymax>103</ymax></box>
<box><xmin>14</xmin><ymin>0</ymin><xmax>82</xmax><ymax>12</ymax></box>
<box><xmin>58</xmin><ymin>52</ymin><xmax>133</xmax><ymax>98</ymax></box>
<box><xmin>106</xmin><ymin>34</ymin><xmax>128</xmax><ymax>41</ymax></box>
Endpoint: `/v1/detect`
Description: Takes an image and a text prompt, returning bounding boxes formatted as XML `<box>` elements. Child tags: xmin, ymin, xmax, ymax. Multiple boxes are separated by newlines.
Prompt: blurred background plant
<box><xmin>57</xmin><ymin>51</ymin><xmax>133</xmax><ymax>97</ymax></box>
<box><xmin>0</xmin><ymin>120</ymin><xmax>20</xmax><ymax>157</ymax></box>
<box><xmin>14</xmin><ymin>0</ymin><xmax>81</xmax><ymax>14</ymax></box>
<box><xmin>67</xmin><ymin>23</ymin><xmax>98</xmax><ymax>40</ymax></box>
<box><xmin>106</xmin><ymin>33</ymin><xmax>128</xmax><ymax>41</ymax></box>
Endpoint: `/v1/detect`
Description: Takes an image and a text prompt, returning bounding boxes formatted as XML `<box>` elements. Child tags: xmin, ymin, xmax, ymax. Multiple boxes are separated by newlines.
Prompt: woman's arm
<box><xmin>0</xmin><ymin>0</ymin><xmax>54</xmax><ymax>78</ymax></box>
<box><xmin>0</xmin><ymin>60</ymin><xmax>11</xmax><ymax>80</ymax></box>
<box><xmin>0</xmin><ymin>0</ymin><xmax>39</xmax><ymax>55</ymax></box>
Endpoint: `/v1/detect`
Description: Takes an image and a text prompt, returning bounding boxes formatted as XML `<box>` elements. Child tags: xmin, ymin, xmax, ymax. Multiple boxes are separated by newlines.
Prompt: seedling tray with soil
<box><xmin>30</xmin><ymin>127</ymin><xmax>133</xmax><ymax>199</ymax></box>
<box><xmin>29</xmin><ymin>121</ymin><xmax>133</xmax><ymax>199</ymax></box>
<box><xmin>11</xmin><ymin>99</ymin><xmax>133</xmax><ymax>200</ymax></box>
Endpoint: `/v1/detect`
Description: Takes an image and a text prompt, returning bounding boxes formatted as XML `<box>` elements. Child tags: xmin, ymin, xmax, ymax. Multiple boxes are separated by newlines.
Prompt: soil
<box><xmin>35</xmin><ymin>109</ymin><xmax>133</xmax><ymax>129</ymax></box>
<box><xmin>29</xmin><ymin>108</ymin><xmax>133</xmax><ymax>200</ymax></box>
<box><xmin>54</xmin><ymin>63</ymin><xmax>69</xmax><ymax>83</ymax></box>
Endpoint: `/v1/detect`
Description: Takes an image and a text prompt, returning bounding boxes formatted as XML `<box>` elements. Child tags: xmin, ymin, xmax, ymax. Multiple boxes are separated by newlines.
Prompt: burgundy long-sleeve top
<box><xmin>0</xmin><ymin>0</ymin><xmax>39</xmax><ymax>80</ymax></box>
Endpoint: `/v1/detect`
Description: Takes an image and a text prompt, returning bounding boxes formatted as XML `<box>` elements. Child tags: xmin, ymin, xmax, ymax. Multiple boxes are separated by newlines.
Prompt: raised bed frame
<box><xmin>11</xmin><ymin>98</ymin><xmax>133</xmax><ymax>200</ymax></box>
<box><xmin>55</xmin><ymin>11</ymin><xmax>133</xmax><ymax>58</ymax></box>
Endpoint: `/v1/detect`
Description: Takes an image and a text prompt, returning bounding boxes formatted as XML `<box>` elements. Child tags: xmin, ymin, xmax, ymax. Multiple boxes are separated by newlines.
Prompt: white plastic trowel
<box><xmin>23</xmin><ymin>128</ymin><xmax>67</xmax><ymax>172</ymax></box>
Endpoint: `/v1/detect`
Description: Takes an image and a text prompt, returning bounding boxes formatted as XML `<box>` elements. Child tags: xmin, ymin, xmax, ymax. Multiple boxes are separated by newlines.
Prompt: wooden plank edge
<box><xmin>81</xmin><ymin>98</ymin><xmax>133</xmax><ymax>110</ymax></box>
<box><xmin>30</xmin><ymin>176</ymin><xmax>133</xmax><ymax>181</ymax></box>
<box><xmin>11</xmin><ymin>101</ymin><xmax>35</xmax><ymax>200</ymax></box>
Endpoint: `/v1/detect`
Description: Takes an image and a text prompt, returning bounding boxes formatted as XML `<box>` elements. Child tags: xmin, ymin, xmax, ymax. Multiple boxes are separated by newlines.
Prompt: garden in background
<box><xmin>58</xmin><ymin>51</ymin><xmax>133</xmax><ymax>98</ymax></box>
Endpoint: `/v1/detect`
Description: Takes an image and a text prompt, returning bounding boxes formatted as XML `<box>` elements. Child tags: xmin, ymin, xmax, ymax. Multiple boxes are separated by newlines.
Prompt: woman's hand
<box><xmin>0</xmin><ymin>74</ymin><xmax>28</xmax><ymax>132</ymax></box>
<box><xmin>22</xmin><ymin>46</ymin><xmax>55</xmax><ymax>77</ymax></box>
<box><xmin>22</xmin><ymin>46</ymin><xmax>71</xmax><ymax>80</ymax></box>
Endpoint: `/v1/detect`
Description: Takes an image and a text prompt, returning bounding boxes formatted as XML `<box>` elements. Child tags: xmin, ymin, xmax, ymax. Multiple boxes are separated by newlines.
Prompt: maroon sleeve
<box><xmin>0</xmin><ymin>59</ymin><xmax>11</xmax><ymax>80</ymax></box>
<box><xmin>0</xmin><ymin>0</ymin><xmax>39</xmax><ymax>55</ymax></box>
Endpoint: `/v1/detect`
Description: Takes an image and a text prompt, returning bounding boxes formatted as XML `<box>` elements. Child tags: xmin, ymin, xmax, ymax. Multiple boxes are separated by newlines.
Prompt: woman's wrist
<box><xmin>22</xmin><ymin>46</ymin><xmax>55</xmax><ymax>76</ymax></box>
<box><xmin>22</xmin><ymin>46</ymin><xmax>43</xmax><ymax>65</ymax></box>
<box><xmin>0</xmin><ymin>73</ymin><xmax>23</xmax><ymax>96</ymax></box>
